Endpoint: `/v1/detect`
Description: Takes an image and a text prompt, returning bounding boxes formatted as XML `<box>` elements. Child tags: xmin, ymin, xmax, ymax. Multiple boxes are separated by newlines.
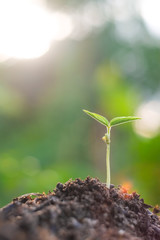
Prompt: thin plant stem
<box><xmin>106</xmin><ymin>143</ymin><xmax>110</xmax><ymax>188</ymax></box>
<box><xmin>106</xmin><ymin>127</ymin><xmax>111</xmax><ymax>188</ymax></box>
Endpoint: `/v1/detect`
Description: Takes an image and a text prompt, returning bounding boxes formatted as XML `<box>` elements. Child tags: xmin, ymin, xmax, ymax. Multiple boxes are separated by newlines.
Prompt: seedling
<box><xmin>83</xmin><ymin>109</ymin><xmax>141</xmax><ymax>189</ymax></box>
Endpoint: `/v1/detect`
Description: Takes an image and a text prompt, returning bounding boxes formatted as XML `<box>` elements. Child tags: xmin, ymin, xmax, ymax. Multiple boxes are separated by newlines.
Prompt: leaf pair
<box><xmin>83</xmin><ymin>110</ymin><xmax>140</xmax><ymax>127</ymax></box>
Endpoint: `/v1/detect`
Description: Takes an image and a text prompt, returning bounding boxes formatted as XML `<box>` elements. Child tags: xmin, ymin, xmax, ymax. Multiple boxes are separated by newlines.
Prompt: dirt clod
<box><xmin>0</xmin><ymin>177</ymin><xmax>160</xmax><ymax>240</ymax></box>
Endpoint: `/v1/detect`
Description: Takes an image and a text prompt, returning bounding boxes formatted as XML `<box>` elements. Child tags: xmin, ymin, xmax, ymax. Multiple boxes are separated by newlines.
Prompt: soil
<box><xmin>0</xmin><ymin>177</ymin><xmax>160</xmax><ymax>240</ymax></box>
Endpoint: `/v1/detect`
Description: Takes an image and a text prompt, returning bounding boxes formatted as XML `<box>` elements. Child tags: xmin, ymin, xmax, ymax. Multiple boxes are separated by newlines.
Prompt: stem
<box><xmin>106</xmin><ymin>143</ymin><xmax>110</xmax><ymax>188</ymax></box>
<box><xmin>106</xmin><ymin>127</ymin><xmax>111</xmax><ymax>188</ymax></box>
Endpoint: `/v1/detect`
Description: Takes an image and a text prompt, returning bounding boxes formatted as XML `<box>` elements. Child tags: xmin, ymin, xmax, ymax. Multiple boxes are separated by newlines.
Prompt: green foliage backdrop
<box><xmin>0</xmin><ymin>0</ymin><xmax>160</xmax><ymax>207</ymax></box>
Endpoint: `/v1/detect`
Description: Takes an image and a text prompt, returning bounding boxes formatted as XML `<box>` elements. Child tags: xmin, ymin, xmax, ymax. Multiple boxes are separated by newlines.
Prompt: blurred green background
<box><xmin>0</xmin><ymin>0</ymin><xmax>160</xmax><ymax>207</ymax></box>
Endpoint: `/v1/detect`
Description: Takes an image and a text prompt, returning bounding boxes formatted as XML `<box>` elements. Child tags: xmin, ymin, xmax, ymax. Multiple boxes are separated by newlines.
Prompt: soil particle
<box><xmin>0</xmin><ymin>177</ymin><xmax>160</xmax><ymax>240</ymax></box>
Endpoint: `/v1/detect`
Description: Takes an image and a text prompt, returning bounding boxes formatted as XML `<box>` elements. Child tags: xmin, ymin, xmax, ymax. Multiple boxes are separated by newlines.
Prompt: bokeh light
<box><xmin>0</xmin><ymin>0</ymin><xmax>73</xmax><ymax>60</ymax></box>
<box><xmin>140</xmin><ymin>0</ymin><xmax>160</xmax><ymax>38</ymax></box>
<box><xmin>134</xmin><ymin>100</ymin><xmax>160</xmax><ymax>138</ymax></box>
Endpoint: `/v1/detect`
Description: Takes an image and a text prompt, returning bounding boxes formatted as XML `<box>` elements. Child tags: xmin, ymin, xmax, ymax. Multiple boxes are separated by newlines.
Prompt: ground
<box><xmin>0</xmin><ymin>177</ymin><xmax>160</xmax><ymax>240</ymax></box>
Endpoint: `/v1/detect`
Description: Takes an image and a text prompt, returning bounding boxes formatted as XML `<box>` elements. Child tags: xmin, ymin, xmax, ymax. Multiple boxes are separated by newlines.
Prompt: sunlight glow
<box><xmin>121</xmin><ymin>181</ymin><xmax>133</xmax><ymax>194</ymax></box>
<box><xmin>134</xmin><ymin>100</ymin><xmax>160</xmax><ymax>138</ymax></box>
<box><xmin>51</xmin><ymin>13</ymin><xmax>73</xmax><ymax>41</ymax></box>
<box><xmin>140</xmin><ymin>0</ymin><xmax>160</xmax><ymax>38</ymax></box>
<box><xmin>0</xmin><ymin>0</ymin><xmax>73</xmax><ymax>60</ymax></box>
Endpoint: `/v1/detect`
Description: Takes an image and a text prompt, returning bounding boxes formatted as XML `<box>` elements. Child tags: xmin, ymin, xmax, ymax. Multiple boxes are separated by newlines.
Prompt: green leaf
<box><xmin>110</xmin><ymin>116</ymin><xmax>141</xmax><ymax>127</ymax></box>
<box><xmin>83</xmin><ymin>110</ymin><xmax>109</xmax><ymax>127</ymax></box>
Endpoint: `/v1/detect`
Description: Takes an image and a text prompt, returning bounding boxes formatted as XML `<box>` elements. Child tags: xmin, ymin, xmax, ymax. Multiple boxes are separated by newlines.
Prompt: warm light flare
<box><xmin>50</xmin><ymin>13</ymin><xmax>73</xmax><ymax>41</ymax></box>
<box><xmin>0</xmin><ymin>0</ymin><xmax>73</xmax><ymax>61</ymax></box>
<box><xmin>120</xmin><ymin>181</ymin><xmax>133</xmax><ymax>194</ymax></box>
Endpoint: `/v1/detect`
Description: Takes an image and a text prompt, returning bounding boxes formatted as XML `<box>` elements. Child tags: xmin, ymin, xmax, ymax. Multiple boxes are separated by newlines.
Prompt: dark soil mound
<box><xmin>0</xmin><ymin>177</ymin><xmax>160</xmax><ymax>240</ymax></box>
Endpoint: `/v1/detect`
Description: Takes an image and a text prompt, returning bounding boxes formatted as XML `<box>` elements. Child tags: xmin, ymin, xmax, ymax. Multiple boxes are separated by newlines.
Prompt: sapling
<box><xmin>83</xmin><ymin>109</ymin><xmax>141</xmax><ymax>189</ymax></box>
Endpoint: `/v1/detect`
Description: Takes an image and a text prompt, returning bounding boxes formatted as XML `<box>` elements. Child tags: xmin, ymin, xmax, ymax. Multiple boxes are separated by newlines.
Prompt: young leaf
<box><xmin>83</xmin><ymin>109</ymin><xmax>109</xmax><ymax>127</ymax></box>
<box><xmin>110</xmin><ymin>116</ymin><xmax>141</xmax><ymax>127</ymax></box>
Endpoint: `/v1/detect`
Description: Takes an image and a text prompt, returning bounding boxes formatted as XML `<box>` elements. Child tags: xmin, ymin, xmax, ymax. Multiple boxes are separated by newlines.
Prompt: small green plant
<box><xmin>83</xmin><ymin>109</ymin><xmax>141</xmax><ymax>189</ymax></box>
